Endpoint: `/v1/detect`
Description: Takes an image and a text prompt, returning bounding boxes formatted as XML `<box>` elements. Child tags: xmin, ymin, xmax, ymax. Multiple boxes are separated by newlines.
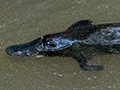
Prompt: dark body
<box><xmin>6</xmin><ymin>20</ymin><xmax>120</xmax><ymax>71</ymax></box>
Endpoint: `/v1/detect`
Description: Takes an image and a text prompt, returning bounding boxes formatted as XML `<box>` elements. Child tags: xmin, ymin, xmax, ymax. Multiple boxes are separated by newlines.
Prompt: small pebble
<box><xmin>106</xmin><ymin>75</ymin><xmax>108</xmax><ymax>77</ymax></box>
<box><xmin>94</xmin><ymin>76</ymin><xmax>97</xmax><ymax>78</ymax></box>
<box><xmin>108</xmin><ymin>86</ymin><xmax>111</xmax><ymax>88</ymax></box>
<box><xmin>88</xmin><ymin>78</ymin><xmax>90</xmax><ymax>80</ymax></box>
<box><xmin>105</xmin><ymin>5</ymin><xmax>108</xmax><ymax>8</ymax></box>
<box><xmin>36</xmin><ymin>28</ymin><xmax>39</xmax><ymax>30</ymax></box>
<box><xmin>79</xmin><ymin>71</ymin><xmax>82</xmax><ymax>73</ymax></box>
<box><xmin>53</xmin><ymin>72</ymin><xmax>57</xmax><ymax>75</ymax></box>
<box><xmin>73</xmin><ymin>88</ymin><xmax>77</xmax><ymax>90</ymax></box>
<box><xmin>58</xmin><ymin>74</ymin><xmax>63</xmax><ymax>77</ymax></box>
<box><xmin>73</xmin><ymin>72</ymin><xmax>77</xmax><ymax>75</ymax></box>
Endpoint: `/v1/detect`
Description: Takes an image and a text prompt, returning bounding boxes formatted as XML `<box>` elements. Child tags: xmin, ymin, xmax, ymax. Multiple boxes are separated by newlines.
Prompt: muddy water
<box><xmin>1</xmin><ymin>0</ymin><xmax>120</xmax><ymax>90</ymax></box>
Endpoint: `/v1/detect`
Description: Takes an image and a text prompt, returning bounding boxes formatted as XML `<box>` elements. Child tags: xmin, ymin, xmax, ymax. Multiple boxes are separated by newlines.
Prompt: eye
<box><xmin>45</xmin><ymin>41</ymin><xmax>56</xmax><ymax>47</ymax></box>
<box><xmin>49</xmin><ymin>43</ymin><xmax>56</xmax><ymax>47</ymax></box>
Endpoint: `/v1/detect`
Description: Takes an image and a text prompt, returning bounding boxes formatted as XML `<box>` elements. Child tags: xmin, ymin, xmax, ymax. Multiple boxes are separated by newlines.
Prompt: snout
<box><xmin>6</xmin><ymin>42</ymin><xmax>40</xmax><ymax>57</ymax></box>
<box><xmin>6</xmin><ymin>45</ymin><xmax>29</xmax><ymax>57</ymax></box>
<box><xmin>6</xmin><ymin>46</ymin><xmax>13</xmax><ymax>56</ymax></box>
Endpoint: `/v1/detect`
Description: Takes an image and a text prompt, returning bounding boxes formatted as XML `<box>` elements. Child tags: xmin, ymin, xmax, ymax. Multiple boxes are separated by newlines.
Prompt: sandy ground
<box><xmin>1</xmin><ymin>0</ymin><xmax>120</xmax><ymax>90</ymax></box>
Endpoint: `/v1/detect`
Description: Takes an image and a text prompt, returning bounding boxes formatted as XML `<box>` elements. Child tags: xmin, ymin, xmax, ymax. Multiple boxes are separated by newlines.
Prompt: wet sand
<box><xmin>1</xmin><ymin>0</ymin><xmax>120</xmax><ymax>90</ymax></box>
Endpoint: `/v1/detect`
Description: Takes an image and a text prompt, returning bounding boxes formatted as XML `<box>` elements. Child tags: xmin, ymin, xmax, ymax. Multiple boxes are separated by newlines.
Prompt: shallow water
<box><xmin>1</xmin><ymin>0</ymin><xmax>120</xmax><ymax>90</ymax></box>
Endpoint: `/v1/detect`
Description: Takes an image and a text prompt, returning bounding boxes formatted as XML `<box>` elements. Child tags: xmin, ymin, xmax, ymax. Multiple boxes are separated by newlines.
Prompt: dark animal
<box><xmin>6</xmin><ymin>20</ymin><xmax>120</xmax><ymax>71</ymax></box>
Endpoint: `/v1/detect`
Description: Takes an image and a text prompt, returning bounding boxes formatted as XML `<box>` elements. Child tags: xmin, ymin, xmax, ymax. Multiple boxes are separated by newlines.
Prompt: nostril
<box><xmin>5</xmin><ymin>45</ymin><xmax>19</xmax><ymax>56</ymax></box>
<box><xmin>6</xmin><ymin>47</ymin><xmax>12</xmax><ymax>56</ymax></box>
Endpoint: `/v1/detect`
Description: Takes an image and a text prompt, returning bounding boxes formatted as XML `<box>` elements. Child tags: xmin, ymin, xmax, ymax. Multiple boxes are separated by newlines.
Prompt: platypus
<box><xmin>6</xmin><ymin>20</ymin><xmax>120</xmax><ymax>71</ymax></box>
